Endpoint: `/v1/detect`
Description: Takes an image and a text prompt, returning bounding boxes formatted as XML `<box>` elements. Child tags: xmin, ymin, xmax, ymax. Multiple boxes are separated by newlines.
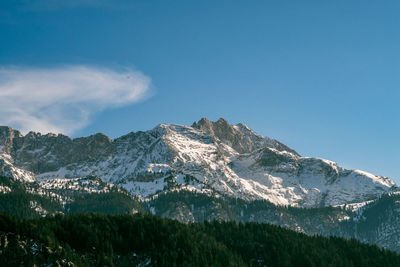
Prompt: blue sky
<box><xmin>0</xmin><ymin>1</ymin><xmax>400</xmax><ymax>181</ymax></box>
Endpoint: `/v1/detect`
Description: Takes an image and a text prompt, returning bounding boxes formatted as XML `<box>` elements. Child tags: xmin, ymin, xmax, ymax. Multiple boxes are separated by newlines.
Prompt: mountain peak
<box><xmin>216</xmin><ymin>117</ymin><xmax>229</xmax><ymax>124</ymax></box>
<box><xmin>0</xmin><ymin>126</ymin><xmax>23</xmax><ymax>154</ymax></box>
<box><xmin>0</xmin><ymin>126</ymin><xmax>22</xmax><ymax>138</ymax></box>
<box><xmin>192</xmin><ymin>118</ymin><xmax>298</xmax><ymax>155</ymax></box>
<box><xmin>192</xmin><ymin>117</ymin><xmax>211</xmax><ymax>128</ymax></box>
<box><xmin>73</xmin><ymin>132</ymin><xmax>112</xmax><ymax>143</ymax></box>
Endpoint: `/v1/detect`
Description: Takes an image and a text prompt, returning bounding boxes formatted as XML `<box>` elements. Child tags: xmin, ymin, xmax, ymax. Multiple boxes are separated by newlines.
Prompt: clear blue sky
<box><xmin>1</xmin><ymin>1</ymin><xmax>399</xmax><ymax>181</ymax></box>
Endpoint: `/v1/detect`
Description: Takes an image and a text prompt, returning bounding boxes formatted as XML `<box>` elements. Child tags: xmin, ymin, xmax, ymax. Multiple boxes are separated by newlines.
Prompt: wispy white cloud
<box><xmin>0</xmin><ymin>65</ymin><xmax>152</xmax><ymax>135</ymax></box>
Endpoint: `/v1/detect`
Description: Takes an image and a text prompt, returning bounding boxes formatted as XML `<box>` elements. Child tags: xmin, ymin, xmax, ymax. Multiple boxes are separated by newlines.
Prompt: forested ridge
<box><xmin>0</xmin><ymin>212</ymin><xmax>399</xmax><ymax>266</ymax></box>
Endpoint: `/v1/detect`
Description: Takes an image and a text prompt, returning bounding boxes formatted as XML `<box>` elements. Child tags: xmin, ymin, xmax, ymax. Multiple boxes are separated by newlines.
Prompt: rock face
<box><xmin>0</xmin><ymin>118</ymin><xmax>396</xmax><ymax>207</ymax></box>
<box><xmin>0</xmin><ymin>153</ymin><xmax>36</xmax><ymax>183</ymax></box>
<box><xmin>192</xmin><ymin>118</ymin><xmax>298</xmax><ymax>155</ymax></box>
<box><xmin>0</xmin><ymin>126</ymin><xmax>23</xmax><ymax>154</ymax></box>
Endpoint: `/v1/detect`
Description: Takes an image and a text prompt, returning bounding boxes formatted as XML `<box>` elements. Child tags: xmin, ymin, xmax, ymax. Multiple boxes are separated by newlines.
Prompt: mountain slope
<box><xmin>0</xmin><ymin>118</ymin><xmax>396</xmax><ymax>207</ymax></box>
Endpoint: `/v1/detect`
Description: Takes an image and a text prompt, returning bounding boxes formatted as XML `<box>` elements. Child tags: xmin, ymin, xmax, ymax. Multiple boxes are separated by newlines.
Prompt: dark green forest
<box><xmin>1</xmin><ymin>175</ymin><xmax>400</xmax><ymax>266</ymax></box>
<box><xmin>0</xmin><ymin>212</ymin><xmax>399</xmax><ymax>267</ymax></box>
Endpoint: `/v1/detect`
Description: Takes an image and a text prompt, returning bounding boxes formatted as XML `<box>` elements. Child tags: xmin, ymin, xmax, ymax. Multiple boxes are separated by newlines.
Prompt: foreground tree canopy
<box><xmin>0</xmin><ymin>212</ymin><xmax>399</xmax><ymax>266</ymax></box>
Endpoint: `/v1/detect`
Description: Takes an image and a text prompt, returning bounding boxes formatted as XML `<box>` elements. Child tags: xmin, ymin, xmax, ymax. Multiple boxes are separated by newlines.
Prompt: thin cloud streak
<box><xmin>0</xmin><ymin>65</ymin><xmax>152</xmax><ymax>135</ymax></box>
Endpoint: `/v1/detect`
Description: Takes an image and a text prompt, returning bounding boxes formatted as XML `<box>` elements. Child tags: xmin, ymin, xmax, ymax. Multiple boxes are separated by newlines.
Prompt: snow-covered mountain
<box><xmin>0</xmin><ymin>118</ymin><xmax>396</xmax><ymax>208</ymax></box>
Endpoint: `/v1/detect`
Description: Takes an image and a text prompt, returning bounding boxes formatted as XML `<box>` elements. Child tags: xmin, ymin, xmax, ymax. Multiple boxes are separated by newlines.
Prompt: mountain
<box><xmin>0</xmin><ymin>118</ymin><xmax>396</xmax><ymax>208</ymax></box>
<box><xmin>1</xmin><ymin>118</ymin><xmax>400</xmax><ymax>253</ymax></box>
